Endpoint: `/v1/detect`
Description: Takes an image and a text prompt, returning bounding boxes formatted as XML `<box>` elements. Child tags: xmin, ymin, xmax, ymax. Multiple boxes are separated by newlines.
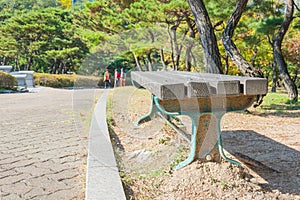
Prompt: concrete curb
<box><xmin>85</xmin><ymin>90</ymin><xmax>126</xmax><ymax>200</ymax></box>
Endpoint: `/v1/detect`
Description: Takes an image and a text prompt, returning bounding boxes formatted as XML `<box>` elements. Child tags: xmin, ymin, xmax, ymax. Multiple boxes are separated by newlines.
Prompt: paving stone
<box><xmin>0</xmin><ymin>182</ymin><xmax>32</xmax><ymax>196</ymax></box>
<box><xmin>0</xmin><ymin>170</ymin><xmax>21</xmax><ymax>181</ymax></box>
<box><xmin>0</xmin><ymin>88</ymin><xmax>101</xmax><ymax>199</ymax></box>
<box><xmin>27</xmin><ymin>176</ymin><xmax>70</xmax><ymax>193</ymax></box>
<box><xmin>0</xmin><ymin>173</ymin><xmax>32</xmax><ymax>185</ymax></box>
<box><xmin>45</xmin><ymin>168</ymin><xmax>80</xmax><ymax>182</ymax></box>
<box><xmin>2</xmin><ymin>159</ymin><xmax>37</xmax><ymax>169</ymax></box>
<box><xmin>22</xmin><ymin>187</ymin><xmax>50</xmax><ymax>199</ymax></box>
<box><xmin>0</xmin><ymin>157</ymin><xmax>22</xmax><ymax>166</ymax></box>
<box><xmin>15</xmin><ymin>165</ymin><xmax>52</xmax><ymax>177</ymax></box>
<box><xmin>42</xmin><ymin>189</ymin><xmax>78</xmax><ymax>200</ymax></box>
<box><xmin>1</xmin><ymin>193</ymin><xmax>23</xmax><ymax>200</ymax></box>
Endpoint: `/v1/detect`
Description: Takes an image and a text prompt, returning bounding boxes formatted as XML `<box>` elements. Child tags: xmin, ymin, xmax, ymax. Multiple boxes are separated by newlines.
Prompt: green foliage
<box><xmin>204</xmin><ymin>0</ymin><xmax>236</xmax><ymax>21</ymax></box>
<box><xmin>108</xmin><ymin>57</ymin><xmax>135</xmax><ymax>72</ymax></box>
<box><xmin>75</xmin><ymin>75</ymin><xmax>102</xmax><ymax>87</ymax></box>
<box><xmin>0</xmin><ymin>7</ymin><xmax>89</xmax><ymax>73</ymax></box>
<box><xmin>0</xmin><ymin>0</ymin><xmax>60</xmax><ymax>22</ymax></box>
<box><xmin>33</xmin><ymin>73</ymin><xmax>101</xmax><ymax>88</ymax></box>
<box><xmin>260</xmin><ymin>92</ymin><xmax>300</xmax><ymax>111</ymax></box>
<box><xmin>0</xmin><ymin>71</ymin><xmax>17</xmax><ymax>90</ymax></box>
<box><xmin>256</xmin><ymin>17</ymin><xmax>283</xmax><ymax>35</ymax></box>
<box><xmin>0</xmin><ymin>0</ymin><xmax>300</xmax><ymax>86</ymax></box>
<box><xmin>34</xmin><ymin>73</ymin><xmax>76</xmax><ymax>88</ymax></box>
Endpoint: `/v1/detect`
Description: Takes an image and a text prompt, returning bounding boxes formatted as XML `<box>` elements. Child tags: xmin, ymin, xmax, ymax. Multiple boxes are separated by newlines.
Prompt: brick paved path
<box><xmin>0</xmin><ymin>87</ymin><xmax>102</xmax><ymax>200</ymax></box>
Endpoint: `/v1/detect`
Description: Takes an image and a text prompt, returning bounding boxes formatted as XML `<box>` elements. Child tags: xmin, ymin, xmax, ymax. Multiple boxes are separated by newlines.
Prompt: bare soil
<box><xmin>109</xmin><ymin>86</ymin><xmax>300</xmax><ymax>200</ymax></box>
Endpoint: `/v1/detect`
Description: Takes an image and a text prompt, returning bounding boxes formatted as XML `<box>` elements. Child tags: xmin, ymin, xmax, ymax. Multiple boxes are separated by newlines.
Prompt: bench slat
<box><xmin>131</xmin><ymin>72</ymin><xmax>185</xmax><ymax>100</ymax></box>
<box><xmin>131</xmin><ymin>71</ymin><xmax>242</xmax><ymax>99</ymax></box>
<box><xmin>156</xmin><ymin>71</ymin><xmax>240</xmax><ymax>97</ymax></box>
<box><xmin>136</xmin><ymin>72</ymin><xmax>211</xmax><ymax>97</ymax></box>
<box><xmin>168</xmin><ymin>71</ymin><xmax>267</xmax><ymax>95</ymax></box>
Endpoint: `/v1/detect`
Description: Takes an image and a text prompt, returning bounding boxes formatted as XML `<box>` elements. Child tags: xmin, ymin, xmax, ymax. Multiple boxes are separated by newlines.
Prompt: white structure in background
<box><xmin>0</xmin><ymin>66</ymin><xmax>35</xmax><ymax>89</ymax></box>
<box><xmin>10</xmin><ymin>71</ymin><xmax>35</xmax><ymax>88</ymax></box>
<box><xmin>0</xmin><ymin>66</ymin><xmax>12</xmax><ymax>73</ymax></box>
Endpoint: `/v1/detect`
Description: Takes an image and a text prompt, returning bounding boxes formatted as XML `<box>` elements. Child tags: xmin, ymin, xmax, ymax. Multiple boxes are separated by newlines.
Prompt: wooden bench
<box><xmin>131</xmin><ymin>71</ymin><xmax>268</xmax><ymax>169</ymax></box>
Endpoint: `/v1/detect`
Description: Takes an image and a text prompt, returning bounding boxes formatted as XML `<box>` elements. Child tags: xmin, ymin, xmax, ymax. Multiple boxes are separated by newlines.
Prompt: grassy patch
<box><xmin>106</xmin><ymin>92</ymin><xmax>115</xmax><ymax>127</ymax></box>
<box><xmin>259</xmin><ymin>92</ymin><xmax>300</xmax><ymax>111</ymax></box>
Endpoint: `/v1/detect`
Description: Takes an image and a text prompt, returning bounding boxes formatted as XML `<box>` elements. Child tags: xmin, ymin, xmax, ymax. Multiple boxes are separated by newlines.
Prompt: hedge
<box><xmin>0</xmin><ymin>71</ymin><xmax>17</xmax><ymax>90</ymax></box>
<box><xmin>34</xmin><ymin>73</ymin><xmax>103</xmax><ymax>88</ymax></box>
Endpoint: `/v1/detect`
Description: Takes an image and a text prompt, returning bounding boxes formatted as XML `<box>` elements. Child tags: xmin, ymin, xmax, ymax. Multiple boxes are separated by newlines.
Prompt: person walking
<box><xmin>104</xmin><ymin>68</ymin><xmax>110</xmax><ymax>88</ymax></box>
<box><xmin>114</xmin><ymin>69</ymin><xmax>119</xmax><ymax>88</ymax></box>
<box><xmin>120</xmin><ymin>68</ymin><xmax>125</xmax><ymax>87</ymax></box>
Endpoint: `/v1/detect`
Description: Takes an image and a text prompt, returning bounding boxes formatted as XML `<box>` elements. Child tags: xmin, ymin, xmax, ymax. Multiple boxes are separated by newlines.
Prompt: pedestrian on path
<box><xmin>120</xmin><ymin>68</ymin><xmax>126</xmax><ymax>87</ymax></box>
<box><xmin>114</xmin><ymin>68</ymin><xmax>119</xmax><ymax>88</ymax></box>
<box><xmin>104</xmin><ymin>68</ymin><xmax>110</xmax><ymax>88</ymax></box>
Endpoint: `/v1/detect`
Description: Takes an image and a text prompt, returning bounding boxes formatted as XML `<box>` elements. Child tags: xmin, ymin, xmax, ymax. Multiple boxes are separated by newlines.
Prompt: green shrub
<box><xmin>76</xmin><ymin>75</ymin><xmax>103</xmax><ymax>87</ymax></box>
<box><xmin>34</xmin><ymin>73</ymin><xmax>102</xmax><ymax>88</ymax></box>
<box><xmin>0</xmin><ymin>71</ymin><xmax>17</xmax><ymax>90</ymax></box>
<box><xmin>34</xmin><ymin>73</ymin><xmax>75</xmax><ymax>88</ymax></box>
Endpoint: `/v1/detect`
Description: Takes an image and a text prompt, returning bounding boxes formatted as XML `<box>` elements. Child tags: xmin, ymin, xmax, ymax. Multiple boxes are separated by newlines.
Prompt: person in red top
<box><xmin>117</xmin><ymin>70</ymin><xmax>121</xmax><ymax>81</ymax></box>
<box><xmin>104</xmin><ymin>68</ymin><xmax>110</xmax><ymax>88</ymax></box>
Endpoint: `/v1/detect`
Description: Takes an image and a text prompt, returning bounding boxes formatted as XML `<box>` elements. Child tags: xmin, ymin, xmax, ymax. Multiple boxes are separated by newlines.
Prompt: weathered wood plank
<box><xmin>152</xmin><ymin>71</ymin><xmax>240</xmax><ymax>98</ymax></box>
<box><xmin>157</xmin><ymin>71</ymin><xmax>240</xmax><ymax>97</ymax></box>
<box><xmin>132</xmin><ymin>71</ymin><xmax>241</xmax><ymax>98</ymax></box>
<box><xmin>169</xmin><ymin>71</ymin><xmax>268</xmax><ymax>95</ymax></box>
<box><xmin>138</xmin><ymin>72</ymin><xmax>211</xmax><ymax>97</ymax></box>
<box><xmin>131</xmin><ymin>71</ymin><xmax>185</xmax><ymax>100</ymax></box>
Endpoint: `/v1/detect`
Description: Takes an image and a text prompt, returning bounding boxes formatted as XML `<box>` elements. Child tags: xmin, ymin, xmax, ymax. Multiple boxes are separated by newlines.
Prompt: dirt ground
<box><xmin>109</xmin><ymin>86</ymin><xmax>300</xmax><ymax>200</ymax></box>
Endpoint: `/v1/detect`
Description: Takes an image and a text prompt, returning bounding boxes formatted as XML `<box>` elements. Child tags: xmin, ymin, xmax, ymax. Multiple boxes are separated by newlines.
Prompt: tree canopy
<box><xmin>0</xmin><ymin>0</ymin><xmax>299</xmax><ymax>101</ymax></box>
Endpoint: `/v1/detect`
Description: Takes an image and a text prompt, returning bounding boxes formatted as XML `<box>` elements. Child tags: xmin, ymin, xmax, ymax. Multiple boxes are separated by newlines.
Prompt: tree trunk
<box><xmin>141</xmin><ymin>57</ymin><xmax>149</xmax><ymax>71</ymax></box>
<box><xmin>146</xmin><ymin>52</ymin><xmax>153</xmax><ymax>71</ymax></box>
<box><xmin>166</xmin><ymin>24</ymin><xmax>176</xmax><ymax>70</ymax></box>
<box><xmin>171</xmin><ymin>26</ymin><xmax>179</xmax><ymax>70</ymax></box>
<box><xmin>160</xmin><ymin>48</ymin><xmax>167</xmax><ymax>70</ymax></box>
<box><xmin>26</xmin><ymin>56</ymin><xmax>32</xmax><ymax>71</ymax></box>
<box><xmin>188</xmin><ymin>0</ymin><xmax>223</xmax><ymax>74</ymax></box>
<box><xmin>191</xmin><ymin>51</ymin><xmax>197</xmax><ymax>70</ymax></box>
<box><xmin>58</xmin><ymin>60</ymin><xmax>64</xmax><ymax>74</ymax></box>
<box><xmin>272</xmin><ymin>0</ymin><xmax>298</xmax><ymax>102</ymax></box>
<box><xmin>51</xmin><ymin>58</ymin><xmax>57</xmax><ymax>74</ymax></box>
<box><xmin>185</xmin><ymin>45</ymin><xmax>193</xmax><ymax>71</ymax></box>
<box><xmin>2</xmin><ymin>56</ymin><xmax>7</xmax><ymax>65</ymax></box>
<box><xmin>185</xmin><ymin>13</ymin><xmax>196</xmax><ymax>72</ymax></box>
<box><xmin>172</xmin><ymin>24</ymin><xmax>186</xmax><ymax>71</ymax></box>
<box><xmin>222</xmin><ymin>0</ymin><xmax>262</xmax><ymax>77</ymax></box>
<box><xmin>223</xmin><ymin>55</ymin><xmax>229</xmax><ymax>75</ymax></box>
<box><xmin>133</xmin><ymin>52</ymin><xmax>142</xmax><ymax>71</ymax></box>
<box><xmin>271</xmin><ymin>63</ymin><xmax>277</xmax><ymax>92</ymax></box>
<box><xmin>14</xmin><ymin>56</ymin><xmax>20</xmax><ymax>71</ymax></box>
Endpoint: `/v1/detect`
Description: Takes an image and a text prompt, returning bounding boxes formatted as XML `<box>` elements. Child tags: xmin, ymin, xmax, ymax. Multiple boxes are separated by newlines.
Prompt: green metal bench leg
<box><xmin>215</xmin><ymin>114</ymin><xmax>241</xmax><ymax>166</ymax></box>
<box><xmin>172</xmin><ymin>115</ymin><xmax>198</xmax><ymax>170</ymax></box>
<box><xmin>136</xmin><ymin>95</ymin><xmax>181</xmax><ymax>126</ymax></box>
<box><xmin>135</xmin><ymin>95</ymin><xmax>157</xmax><ymax>126</ymax></box>
<box><xmin>152</xmin><ymin>96</ymin><xmax>196</xmax><ymax>170</ymax></box>
<box><xmin>153</xmin><ymin>96</ymin><xmax>180</xmax><ymax>117</ymax></box>
<box><xmin>136</xmin><ymin>95</ymin><xmax>240</xmax><ymax>169</ymax></box>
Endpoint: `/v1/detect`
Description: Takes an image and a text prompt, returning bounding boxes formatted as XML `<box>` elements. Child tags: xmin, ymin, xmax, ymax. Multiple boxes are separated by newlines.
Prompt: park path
<box><xmin>0</xmin><ymin>87</ymin><xmax>102</xmax><ymax>200</ymax></box>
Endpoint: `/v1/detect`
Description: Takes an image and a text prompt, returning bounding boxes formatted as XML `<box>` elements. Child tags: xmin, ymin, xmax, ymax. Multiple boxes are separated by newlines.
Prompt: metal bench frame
<box><xmin>132</xmin><ymin>71</ymin><xmax>267</xmax><ymax>169</ymax></box>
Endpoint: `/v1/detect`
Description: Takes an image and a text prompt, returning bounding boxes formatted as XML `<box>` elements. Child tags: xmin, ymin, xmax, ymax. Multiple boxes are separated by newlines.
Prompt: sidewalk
<box><xmin>0</xmin><ymin>87</ymin><xmax>124</xmax><ymax>199</ymax></box>
<box><xmin>85</xmin><ymin>90</ymin><xmax>126</xmax><ymax>200</ymax></box>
